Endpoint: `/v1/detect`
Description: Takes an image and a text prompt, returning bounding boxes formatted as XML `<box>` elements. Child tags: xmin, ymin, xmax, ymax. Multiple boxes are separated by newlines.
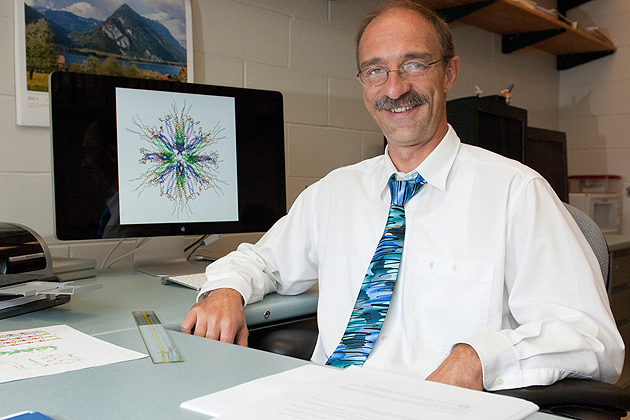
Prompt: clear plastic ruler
<box><xmin>132</xmin><ymin>310</ymin><xmax>183</xmax><ymax>363</ymax></box>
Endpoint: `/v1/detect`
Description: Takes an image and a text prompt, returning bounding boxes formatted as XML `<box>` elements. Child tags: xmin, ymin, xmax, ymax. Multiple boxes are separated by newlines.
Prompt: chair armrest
<box><xmin>257</xmin><ymin>328</ymin><xmax>318</xmax><ymax>361</ymax></box>
<box><xmin>491</xmin><ymin>378</ymin><xmax>630</xmax><ymax>420</ymax></box>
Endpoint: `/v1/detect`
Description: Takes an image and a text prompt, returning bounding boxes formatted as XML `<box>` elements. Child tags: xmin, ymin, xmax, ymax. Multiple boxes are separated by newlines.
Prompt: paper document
<box><xmin>181</xmin><ymin>364</ymin><xmax>339</xmax><ymax>417</ymax></box>
<box><xmin>183</xmin><ymin>364</ymin><xmax>538</xmax><ymax>420</ymax></box>
<box><xmin>0</xmin><ymin>324</ymin><xmax>146</xmax><ymax>384</ymax></box>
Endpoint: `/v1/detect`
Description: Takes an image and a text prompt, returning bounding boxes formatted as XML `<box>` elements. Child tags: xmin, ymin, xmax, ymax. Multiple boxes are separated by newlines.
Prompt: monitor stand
<box><xmin>132</xmin><ymin>235</ymin><xmax>219</xmax><ymax>278</ymax></box>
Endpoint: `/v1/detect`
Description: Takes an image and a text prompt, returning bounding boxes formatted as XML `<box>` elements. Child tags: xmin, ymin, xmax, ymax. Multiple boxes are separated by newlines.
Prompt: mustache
<box><xmin>373</xmin><ymin>91</ymin><xmax>429</xmax><ymax>111</ymax></box>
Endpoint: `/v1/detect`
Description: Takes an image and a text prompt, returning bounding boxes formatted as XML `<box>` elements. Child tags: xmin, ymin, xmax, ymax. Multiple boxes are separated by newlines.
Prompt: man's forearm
<box><xmin>425</xmin><ymin>343</ymin><xmax>484</xmax><ymax>390</ymax></box>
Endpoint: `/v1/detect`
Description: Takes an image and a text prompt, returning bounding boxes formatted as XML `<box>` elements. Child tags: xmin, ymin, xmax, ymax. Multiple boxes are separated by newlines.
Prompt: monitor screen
<box><xmin>50</xmin><ymin>72</ymin><xmax>286</xmax><ymax>241</ymax></box>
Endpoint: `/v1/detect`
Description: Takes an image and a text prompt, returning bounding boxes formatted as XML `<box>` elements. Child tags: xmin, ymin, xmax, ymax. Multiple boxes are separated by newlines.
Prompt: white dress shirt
<box><xmin>199</xmin><ymin>126</ymin><xmax>624</xmax><ymax>391</ymax></box>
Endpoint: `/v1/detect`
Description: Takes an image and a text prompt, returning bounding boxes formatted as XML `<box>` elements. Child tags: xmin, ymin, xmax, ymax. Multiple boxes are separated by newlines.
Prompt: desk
<box><xmin>0</xmin><ymin>267</ymin><xmax>319</xmax><ymax>335</ymax></box>
<box><xmin>0</xmin><ymin>268</ymin><xmax>559</xmax><ymax>419</ymax></box>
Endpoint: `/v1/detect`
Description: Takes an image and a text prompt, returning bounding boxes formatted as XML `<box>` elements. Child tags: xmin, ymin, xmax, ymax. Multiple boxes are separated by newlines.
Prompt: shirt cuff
<box><xmin>460</xmin><ymin>331</ymin><xmax>519</xmax><ymax>391</ymax></box>
<box><xmin>197</xmin><ymin>276</ymin><xmax>252</xmax><ymax>306</ymax></box>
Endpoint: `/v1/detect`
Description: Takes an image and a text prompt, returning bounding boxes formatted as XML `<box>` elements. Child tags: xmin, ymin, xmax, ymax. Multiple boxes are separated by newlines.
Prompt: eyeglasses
<box><xmin>357</xmin><ymin>58</ymin><xmax>446</xmax><ymax>87</ymax></box>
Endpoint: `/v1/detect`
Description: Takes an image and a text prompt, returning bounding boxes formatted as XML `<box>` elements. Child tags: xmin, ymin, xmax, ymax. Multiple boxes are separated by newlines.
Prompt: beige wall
<box><xmin>560</xmin><ymin>0</ymin><xmax>630</xmax><ymax>234</ymax></box>
<box><xmin>1</xmin><ymin>0</ymin><xmax>565</xmax><ymax>265</ymax></box>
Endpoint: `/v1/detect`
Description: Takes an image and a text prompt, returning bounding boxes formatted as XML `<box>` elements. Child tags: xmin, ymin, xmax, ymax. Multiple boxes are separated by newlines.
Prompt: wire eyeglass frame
<box><xmin>357</xmin><ymin>58</ymin><xmax>448</xmax><ymax>87</ymax></box>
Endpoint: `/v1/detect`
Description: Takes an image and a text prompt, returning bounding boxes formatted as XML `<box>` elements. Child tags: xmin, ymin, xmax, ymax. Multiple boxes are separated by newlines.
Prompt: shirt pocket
<box><xmin>407</xmin><ymin>255</ymin><xmax>495</xmax><ymax>352</ymax></box>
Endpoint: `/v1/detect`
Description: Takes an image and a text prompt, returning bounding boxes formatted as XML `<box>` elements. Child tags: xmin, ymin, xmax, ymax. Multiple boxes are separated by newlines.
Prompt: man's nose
<box><xmin>382</xmin><ymin>70</ymin><xmax>412</xmax><ymax>100</ymax></box>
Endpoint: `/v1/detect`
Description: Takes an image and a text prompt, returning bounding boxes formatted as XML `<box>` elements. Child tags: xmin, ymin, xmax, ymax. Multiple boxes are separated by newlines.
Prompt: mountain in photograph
<box><xmin>24</xmin><ymin>2</ymin><xmax>186</xmax><ymax>65</ymax></box>
<box><xmin>69</xmin><ymin>4</ymin><xmax>186</xmax><ymax>64</ymax></box>
<box><xmin>25</xmin><ymin>4</ymin><xmax>76</xmax><ymax>47</ymax></box>
<box><xmin>146</xmin><ymin>18</ymin><xmax>186</xmax><ymax>56</ymax></box>
<box><xmin>38</xmin><ymin>8</ymin><xmax>101</xmax><ymax>33</ymax></box>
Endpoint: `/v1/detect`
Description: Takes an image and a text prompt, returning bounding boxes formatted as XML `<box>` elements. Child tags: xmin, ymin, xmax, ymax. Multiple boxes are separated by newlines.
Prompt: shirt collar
<box><xmin>378</xmin><ymin>125</ymin><xmax>460</xmax><ymax>201</ymax></box>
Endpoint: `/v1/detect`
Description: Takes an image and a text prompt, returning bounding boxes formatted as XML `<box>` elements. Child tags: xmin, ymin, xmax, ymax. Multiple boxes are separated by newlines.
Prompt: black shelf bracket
<box><xmin>436</xmin><ymin>0</ymin><xmax>495</xmax><ymax>23</ymax></box>
<box><xmin>557</xmin><ymin>49</ymin><xmax>615</xmax><ymax>70</ymax></box>
<box><xmin>502</xmin><ymin>28</ymin><xmax>565</xmax><ymax>53</ymax></box>
<box><xmin>558</xmin><ymin>0</ymin><xmax>592</xmax><ymax>17</ymax></box>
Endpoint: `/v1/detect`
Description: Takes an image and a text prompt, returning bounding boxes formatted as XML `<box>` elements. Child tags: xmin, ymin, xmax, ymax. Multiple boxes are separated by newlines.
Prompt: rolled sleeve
<box><xmin>464</xmin><ymin>179</ymin><xmax>624</xmax><ymax>391</ymax></box>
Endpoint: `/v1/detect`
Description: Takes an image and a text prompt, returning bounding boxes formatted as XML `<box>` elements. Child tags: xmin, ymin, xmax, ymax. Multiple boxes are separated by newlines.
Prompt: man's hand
<box><xmin>425</xmin><ymin>344</ymin><xmax>484</xmax><ymax>391</ymax></box>
<box><xmin>181</xmin><ymin>288</ymin><xmax>248</xmax><ymax>347</ymax></box>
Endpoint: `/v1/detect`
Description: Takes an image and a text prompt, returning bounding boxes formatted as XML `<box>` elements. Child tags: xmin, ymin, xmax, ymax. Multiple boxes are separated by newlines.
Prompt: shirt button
<box><xmin>391</xmin><ymin>292</ymin><xmax>396</xmax><ymax>299</ymax></box>
<box><xmin>381</xmin><ymin>335</ymin><xmax>388</xmax><ymax>341</ymax></box>
<box><xmin>429</xmin><ymin>262</ymin><xmax>434</xmax><ymax>269</ymax></box>
<box><xmin>452</xmin><ymin>265</ymin><xmax>457</xmax><ymax>272</ymax></box>
<box><xmin>495</xmin><ymin>378</ymin><xmax>504</xmax><ymax>386</ymax></box>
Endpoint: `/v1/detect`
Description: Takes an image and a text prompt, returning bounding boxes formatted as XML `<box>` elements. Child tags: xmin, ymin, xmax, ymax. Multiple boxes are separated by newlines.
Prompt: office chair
<box><xmin>258</xmin><ymin>203</ymin><xmax>630</xmax><ymax>420</ymax></box>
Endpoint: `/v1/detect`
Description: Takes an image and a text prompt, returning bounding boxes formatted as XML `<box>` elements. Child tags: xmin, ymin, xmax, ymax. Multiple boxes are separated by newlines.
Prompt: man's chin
<box><xmin>384</xmin><ymin>136</ymin><xmax>421</xmax><ymax>149</ymax></box>
<box><xmin>381</xmin><ymin>125</ymin><xmax>421</xmax><ymax>143</ymax></box>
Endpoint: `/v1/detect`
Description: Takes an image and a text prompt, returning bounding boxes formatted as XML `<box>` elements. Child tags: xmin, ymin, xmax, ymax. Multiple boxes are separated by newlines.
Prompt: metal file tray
<box><xmin>0</xmin><ymin>280</ymin><xmax>102</xmax><ymax>318</ymax></box>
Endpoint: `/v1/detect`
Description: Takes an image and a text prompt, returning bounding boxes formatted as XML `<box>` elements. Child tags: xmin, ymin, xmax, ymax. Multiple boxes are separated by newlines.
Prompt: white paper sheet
<box><xmin>183</xmin><ymin>365</ymin><xmax>538</xmax><ymax>420</ymax></box>
<box><xmin>181</xmin><ymin>364</ymin><xmax>339</xmax><ymax>417</ymax></box>
<box><xmin>0</xmin><ymin>324</ymin><xmax>147</xmax><ymax>384</ymax></box>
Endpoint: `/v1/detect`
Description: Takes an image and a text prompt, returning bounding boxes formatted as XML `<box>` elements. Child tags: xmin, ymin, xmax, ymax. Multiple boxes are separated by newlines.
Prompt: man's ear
<box><xmin>443</xmin><ymin>56</ymin><xmax>460</xmax><ymax>93</ymax></box>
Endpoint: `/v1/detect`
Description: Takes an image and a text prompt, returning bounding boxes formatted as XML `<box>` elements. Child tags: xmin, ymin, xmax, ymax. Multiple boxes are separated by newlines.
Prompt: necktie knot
<box><xmin>388</xmin><ymin>173</ymin><xmax>426</xmax><ymax>207</ymax></box>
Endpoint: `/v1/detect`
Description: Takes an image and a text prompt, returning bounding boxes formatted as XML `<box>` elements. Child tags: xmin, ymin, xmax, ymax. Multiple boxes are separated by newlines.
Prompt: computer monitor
<box><xmin>49</xmin><ymin>72</ymin><xmax>286</xmax><ymax>273</ymax></box>
<box><xmin>524</xmin><ymin>127</ymin><xmax>569</xmax><ymax>203</ymax></box>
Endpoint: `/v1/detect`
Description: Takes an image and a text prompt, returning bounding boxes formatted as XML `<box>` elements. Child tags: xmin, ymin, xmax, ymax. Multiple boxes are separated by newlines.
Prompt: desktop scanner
<box><xmin>0</xmin><ymin>222</ymin><xmax>101</xmax><ymax>319</ymax></box>
<box><xmin>0</xmin><ymin>222</ymin><xmax>51</xmax><ymax>276</ymax></box>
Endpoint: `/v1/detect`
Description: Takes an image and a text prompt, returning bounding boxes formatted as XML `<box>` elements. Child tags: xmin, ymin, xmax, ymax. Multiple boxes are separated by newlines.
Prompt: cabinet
<box><xmin>417</xmin><ymin>0</ymin><xmax>615</xmax><ymax>69</ymax></box>
<box><xmin>446</xmin><ymin>95</ymin><xmax>527</xmax><ymax>162</ymax></box>
<box><xmin>446</xmin><ymin>96</ymin><xmax>570</xmax><ymax>202</ymax></box>
<box><xmin>605</xmin><ymin>235</ymin><xmax>630</xmax><ymax>388</ymax></box>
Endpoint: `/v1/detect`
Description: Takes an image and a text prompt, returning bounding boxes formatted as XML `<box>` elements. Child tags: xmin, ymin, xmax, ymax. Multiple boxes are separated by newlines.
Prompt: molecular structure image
<box><xmin>129</xmin><ymin>100</ymin><xmax>227</xmax><ymax>217</ymax></box>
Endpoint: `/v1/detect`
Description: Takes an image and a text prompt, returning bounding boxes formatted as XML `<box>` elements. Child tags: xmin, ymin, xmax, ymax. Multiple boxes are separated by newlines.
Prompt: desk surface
<box><xmin>0</xmin><ymin>267</ymin><xmax>319</xmax><ymax>335</ymax></box>
<box><xmin>0</xmin><ymin>267</ymin><xmax>558</xmax><ymax>419</ymax></box>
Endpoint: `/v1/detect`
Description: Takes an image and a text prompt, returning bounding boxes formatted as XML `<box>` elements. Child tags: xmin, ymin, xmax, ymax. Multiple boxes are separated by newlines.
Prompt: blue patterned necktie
<box><xmin>326</xmin><ymin>173</ymin><xmax>426</xmax><ymax>368</ymax></box>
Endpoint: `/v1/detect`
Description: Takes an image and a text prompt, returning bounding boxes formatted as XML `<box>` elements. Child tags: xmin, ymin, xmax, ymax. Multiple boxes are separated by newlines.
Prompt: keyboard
<box><xmin>164</xmin><ymin>272</ymin><xmax>208</xmax><ymax>291</ymax></box>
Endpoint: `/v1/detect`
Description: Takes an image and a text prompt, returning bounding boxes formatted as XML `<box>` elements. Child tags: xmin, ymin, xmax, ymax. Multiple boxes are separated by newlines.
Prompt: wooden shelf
<box><xmin>417</xmin><ymin>0</ymin><xmax>616</xmax><ymax>69</ymax></box>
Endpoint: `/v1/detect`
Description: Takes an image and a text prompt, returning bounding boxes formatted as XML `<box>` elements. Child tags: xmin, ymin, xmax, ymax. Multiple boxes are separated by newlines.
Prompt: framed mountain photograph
<box><xmin>14</xmin><ymin>0</ymin><xmax>193</xmax><ymax>126</ymax></box>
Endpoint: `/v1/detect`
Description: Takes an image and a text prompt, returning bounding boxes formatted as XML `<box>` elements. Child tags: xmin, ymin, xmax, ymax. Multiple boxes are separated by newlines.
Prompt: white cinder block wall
<box><xmin>560</xmin><ymin>0</ymin><xmax>630</xmax><ymax>235</ymax></box>
<box><xmin>1</xmin><ymin>0</ymin><xmax>568</xmax><ymax>266</ymax></box>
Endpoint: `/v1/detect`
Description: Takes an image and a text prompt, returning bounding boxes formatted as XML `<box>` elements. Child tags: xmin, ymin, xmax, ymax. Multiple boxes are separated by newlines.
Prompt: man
<box><xmin>182</xmin><ymin>0</ymin><xmax>623</xmax><ymax>391</ymax></box>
